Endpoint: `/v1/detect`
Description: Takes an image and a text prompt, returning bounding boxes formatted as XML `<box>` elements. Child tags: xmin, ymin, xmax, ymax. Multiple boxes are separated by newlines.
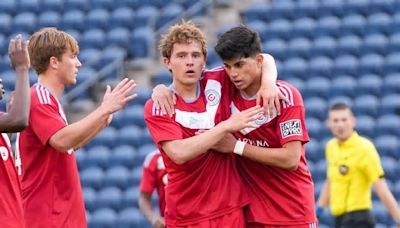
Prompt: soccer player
<box><xmin>16</xmin><ymin>27</ymin><xmax>137</xmax><ymax>228</ymax></box>
<box><xmin>139</xmin><ymin>149</ymin><xmax>167</xmax><ymax>228</ymax></box>
<box><xmin>213</xmin><ymin>26</ymin><xmax>317</xmax><ymax>228</ymax></box>
<box><xmin>317</xmin><ymin>103</ymin><xmax>400</xmax><ymax>228</ymax></box>
<box><xmin>144</xmin><ymin>20</ymin><xmax>275</xmax><ymax>228</ymax></box>
<box><xmin>0</xmin><ymin>34</ymin><xmax>30</xmax><ymax>228</ymax></box>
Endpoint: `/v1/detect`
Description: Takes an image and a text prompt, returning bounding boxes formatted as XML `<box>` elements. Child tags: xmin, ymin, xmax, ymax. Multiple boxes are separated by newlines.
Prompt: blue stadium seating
<box><xmin>308</xmin><ymin>56</ymin><xmax>334</xmax><ymax>77</ymax></box>
<box><xmin>117</xmin><ymin>207</ymin><xmax>150</xmax><ymax>228</ymax></box>
<box><xmin>81</xmin><ymin>166</ymin><xmax>105</xmax><ymax>190</ymax></box>
<box><xmin>122</xmin><ymin>186</ymin><xmax>140</xmax><ymax>208</ymax></box>
<box><xmin>330</xmin><ymin>76</ymin><xmax>357</xmax><ymax>98</ymax></box>
<box><xmin>82</xmin><ymin>187</ymin><xmax>97</xmax><ymax>211</ymax></box>
<box><xmin>337</xmin><ymin>35</ymin><xmax>362</xmax><ymax>57</ymax></box>
<box><xmin>333</xmin><ymin>55</ymin><xmax>359</xmax><ymax>76</ymax></box>
<box><xmin>110</xmin><ymin>7</ymin><xmax>135</xmax><ymax>30</ymax></box>
<box><xmin>155</xmin><ymin>3</ymin><xmax>184</xmax><ymax>29</ymax></box>
<box><xmin>42</xmin><ymin>0</ymin><xmax>64</xmax><ymax>12</ymax></box>
<box><xmin>292</xmin><ymin>17</ymin><xmax>316</xmax><ymax>38</ymax></box>
<box><xmin>314</xmin><ymin>16</ymin><xmax>341</xmax><ymax>38</ymax></box>
<box><xmin>287</xmin><ymin>37</ymin><xmax>312</xmax><ymax>58</ymax></box>
<box><xmin>355</xmin><ymin>115</ymin><xmax>376</xmax><ymax>139</ymax></box>
<box><xmin>104</xmin><ymin>166</ymin><xmax>131</xmax><ymax>189</ymax></box>
<box><xmin>366</xmin><ymin>13</ymin><xmax>391</xmax><ymax>35</ymax></box>
<box><xmin>305</xmin><ymin>137</ymin><xmax>323</xmax><ymax>163</ymax></box>
<box><xmin>130</xmin><ymin>27</ymin><xmax>154</xmax><ymax>58</ymax></box>
<box><xmin>341</xmin><ymin>14</ymin><xmax>366</xmax><ymax>37</ymax></box>
<box><xmin>109</xmin><ymin>145</ymin><xmax>137</xmax><ymax>168</ymax></box>
<box><xmin>86</xmin><ymin>8</ymin><xmax>110</xmax><ymax>30</ymax></box>
<box><xmin>375</xmin><ymin>134</ymin><xmax>400</xmax><ymax>158</ymax></box>
<box><xmin>90</xmin><ymin>126</ymin><xmax>117</xmax><ymax>148</ymax></box>
<box><xmin>18</xmin><ymin>0</ymin><xmax>40</xmax><ymax>13</ymax></box>
<box><xmin>64</xmin><ymin>0</ymin><xmax>89</xmax><ymax>11</ymax></box>
<box><xmin>363</xmin><ymin>33</ymin><xmax>388</xmax><ymax>55</ymax></box>
<box><xmin>62</xmin><ymin>10</ymin><xmax>85</xmax><ymax>31</ymax></box>
<box><xmin>385</xmin><ymin>52</ymin><xmax>400</xmax><ymax>74</ymax></box>
<box><xmin>353</xmin><ymin>95</ymin><xmax>379</xmax><ymax>117</ymax></box>
<box><xmin>304</xmin><ymin>97</ymin><xmax>328</xmax><ymax>120</ymax></box>
<box><xmin>85</xmin><ymin>145</ymin><xmax>111</xmax><ymax>169</ymax></box>
<box><xmin>380</xmin><ymin>94</ymin><xmax>400</xmax><ymax>115</ymax></box>
<box><xmin>359</xmin><ymin>53</ymin><xmax>385</xmax><ymax>75</ymax></box>
<box><xmin>89</xmin><ymin>208</ymin><xmax>117</xmax><ymax>228</ymax></box>
<box><xmin>382</xmin><ymin>73</ymin><xmax>400</xmax><ymax>95</ymax></box>
<box><xmin>81</xmin><ymin>29</ymin><xmax>107</xmax><ymax>49</ymax></box>
<box><xmin>107</xmin><ymin>27</ymin><xmax>130</xmax><ymax>48</ymax></box>
<box><xmin>38</xmin><ymin>11</ymin><xmax>61</xmax><ymax>28</ymax></box>
<box><xmin>13</xmin><ymin>12</ymin><xmax>37</xmax><ymax>34</ymax></box>
<box><xmin>269</xmin><ymin>19</ymin><xmax>292</xmax><ymax>40</ymax></box>
<box><xmin>304</xmin><ymin>77</ymin><xmax>331</xmax><ymax>99</ymax></box>
<box><xmin>97</xmin><ymin>187</ymin><xmax>123</xmax><ymax>210</ymax></box>
<box><xmin>117</xmin><ymin>125</ymin><xmax>143</xmax><ymax>147</ymax></box>
<box><xmin>357</xmin><ymin>74</ymin><xmax>382</xmax><ymax>96</ymax></box>
<box><xmin>312</xmin><ymin>36</ymin><xmax>337</xmax><ymax>58</ymax></box>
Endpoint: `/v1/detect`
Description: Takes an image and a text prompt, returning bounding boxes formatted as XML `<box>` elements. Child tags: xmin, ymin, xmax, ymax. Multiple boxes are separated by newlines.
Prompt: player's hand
<box><xmin>213</xmin><ymin>133</ymin><xmax>237</xmax><ymax>153</ymax></box>
<box><xmin>256</xmin><ymin>82</ymin><xmax>288</xmax><ymax>118</ymax></box>
<box><xmin>151</xmin><ymin>216</ymin><xmax>165</xmax><ymax>228</ymax></box>
<box><xmin>221</xmin><ymin>105</ymin><xmax>263</xmax><ymax>132</ymax></box>
<box><xmin>100</xmin><ymin>78</ymin><xmax>137</xmax><ymax>114</ymax></box>
<box><xmin>9</xmin><ymin>34</ymin><xmax>30</xmax><ymax>71</ymax></box>
<box><xmin>152</xmin><ymin>84</ymin><xmax>176</xmax><ymax>117</ymax></box>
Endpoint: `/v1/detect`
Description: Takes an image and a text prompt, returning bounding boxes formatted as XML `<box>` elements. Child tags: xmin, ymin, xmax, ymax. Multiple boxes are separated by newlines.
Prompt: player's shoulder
<box><xmin>276</xmin><ymin>80</ymin><xmax>303</xmax><ymax>107</ymax></box>
<box><xmin>30</xmin><ymin>84</ymin><xmax>56</xmax><ymax>107</ymax></box>
<box><xmin>143</xmin><ymin>149</ymin><xmax>161</xmax><ymax>167</ymax></box>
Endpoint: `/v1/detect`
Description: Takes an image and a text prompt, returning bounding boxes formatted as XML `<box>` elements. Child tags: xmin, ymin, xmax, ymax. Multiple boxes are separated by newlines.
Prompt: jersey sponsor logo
<box><xmin>0</xmin><ymin>146</ymin><xmax>8</xmax><ymax>161</ymax></box>
<box><xmin>241</xmin><ymin>138</ymin><xmax>270</xmax><ymax>147</ymax></box>
<box><xmin>205</xmin><ymin>89</ymin><xmax>220</xmax><ymax>106</ymax></box>
<box><xmin>280</xmin><ymin>119</ymin><xmax>302</xmax><ymax>138</ymax></box>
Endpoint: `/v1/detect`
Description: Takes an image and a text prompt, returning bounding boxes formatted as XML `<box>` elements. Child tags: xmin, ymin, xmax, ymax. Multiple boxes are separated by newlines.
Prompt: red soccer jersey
<box><xmin>0</xmin><ymin>122</ymin><xmax>24</xmax><ymax>228</ymax></box>
<box><xmin>144</xmin><ymin>68</ymin><xmax>248</xmax><ymax>226</ymax></box>
<box><xmin>140</xmin><ymin>150</ymin><xmax>167</xmax><ymax>217</ymax></box>
<box><xmin>232</xmin><ymin>81</ymin><xmax>316</xmax><ymax>225</ymax></box>
<box><xmin>16</xmin><ymin>84</ymin><xmax>86</xmax><ymax>228</ymax></box>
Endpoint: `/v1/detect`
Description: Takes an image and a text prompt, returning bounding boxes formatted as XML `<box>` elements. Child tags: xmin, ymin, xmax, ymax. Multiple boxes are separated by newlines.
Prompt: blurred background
<box><xmin>1</xmin><ymin>0</ymin><xmax>400</xmax><ymax>227</ymax></box>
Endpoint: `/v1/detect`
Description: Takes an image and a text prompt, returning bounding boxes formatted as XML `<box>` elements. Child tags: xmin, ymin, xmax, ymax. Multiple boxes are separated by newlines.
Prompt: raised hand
<box><xmin>151</xmin><ymin>84</ymin><xmax>176</xmax><ymax>117</ymax></box>
<box><xmin>9</xmin><ymin>34</ymin><xmax>30</xmax><ymax>71</ymax></box>
<box><xmin>100</xmin><ymin>78</ymin><xmax>137</xmax><ymax>114</ymax></box>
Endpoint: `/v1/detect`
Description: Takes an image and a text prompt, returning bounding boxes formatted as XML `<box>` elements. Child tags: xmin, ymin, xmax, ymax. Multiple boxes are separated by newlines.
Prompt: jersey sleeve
<box><xmin>140</xmin><ymin>152</ymin><xmax>158</xmax><ymax>194</ymax></box>
<box><xmin>144</xmin><ymin>100</ymin><xmax>183</xmax><ymax>147</ymax></box>
<box><xmin>275</xmin><ymin>82</ymin><xmax>309</xmax><ymax>145</ymax></box>
<box><xmin>361</xmin><ymin>141</ymin><xmax>385</xmax><ymax>183</ymax></box>
<box><xmin>29</xmin><ymin>103</ymin><xmax>67</xmax><ymax>146</ymax></box>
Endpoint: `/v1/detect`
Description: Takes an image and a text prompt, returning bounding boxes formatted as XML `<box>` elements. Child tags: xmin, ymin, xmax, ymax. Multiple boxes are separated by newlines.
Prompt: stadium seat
<box><xmin>355</xmin><ymin>115</ymin><xmax>376</xmax><ymax>139</ymax></box>
<box><xmin>156</xmin><ymin>3</ymin><xmax>184</xmax><ymax>29</ymax></box>
<box><xmin>270</xmin><ymin>1</ymin><xmax>295</xmax><ymax>20</ymax></box>
<box><xmin>89</xmin><ymin>208</ymin><xmax>117</xmax><ymax>228</ymax></box>
<box><xmin>263</xmin><ymin>39</ymin><xmax>286</xmax><ymax>60</ymax></box>
<box><xmin>376</xmin><ymin>115</ymin><xmax>400</xmax><ymax>138</ymax></box>
<box><xmin>242</xmin><ymin>2</ymin><xmax>271</xmax><ymax>23</ymax></box>
<box><xmin>304</xmin><ymin>77</ymin><xmax>331</xmax><ymax>99</ymax></box>
<box><xmin>80</xmin><ymin>166</ymin><xmax>105</xmax><ymax>190</ymax></box>
<box><xmin>313</xmin><ymin>160</ymin><xmax>327</xmax><ymax>183</ymax></box>
<box><xmin>81</xmin><ymin>29</ymin><xmax>106</xmax><ymax>49</ymax></box>
<box><xmin>75</xmin><ymin>148</ymin><xmax>87</xmax><ymax>170</ymax></box>
<box><xmin>341</xmin><ymin>14</ymin><xmax>366</xmax><ymax>37</ymax></box>
<box><xmin>285</xmin><ymin>77</ymin><xmax>304</xmax><ymax>93</ymax></box>
<box><xmin>370</xmin><ymin>0</ymin><xmax>396</xmax><ymax>14</ymax></box>
<box><xmin>0</xmin><ymin>13</ymin><xmax>11</xmax><ymax>36</ymax></box>
<box><xmin>37</xmin><ymin>11</ymin><xmax>61</xmax><ymax>28</ymax></box>
<box><xmin>247</xmin><ymin>20</ymin><xmax>268</xmax><ymax>41</ymax></box>
<box><xmin>41</xmin><ymin>0</ymin><xmax>63</xmax><ymax>12</ymax></box>
<box><xmin>319</xmin><ymin>0</ymin><xmax>344</xmax><ymax>18</ymax></box>
<box><xmin>117</xmin><ymin>125</ymin><xmax>143</xmax><ymax>147</ymax></box>
<box><xmin>333</xmin><ymin>55</ymin><xmax>359</xmax><ymax>76</ymax></box>
<box><xmin>382</xmin><ymin>73</ymin><xmax>400</xmax><ymax>94</ymax></box>
<box><xmin>130</xmin><ymin>27</ymin><xmax>154</xmax><ymax>58</ymax></box>
<box><xmin>82</xmin><ymin>187</ymin><xmax>97</xmax><ymax>211</ymax></box>
<box><xmin>97</xmin><ymin>187</ymin><xmax>123</xmax><ymax>210</ymax></box>
<box><xmin>344</xmin><ymin>0</ymin><xmax>370</xmax><ymax>16</ymax></box>
<box><xmin>123</xmin><ymin>105</ymin><xmax>146</xmax><ymax>127</ymax></box>
<box><xmin>64</xmin><ymin>0</ymin><xmax>89</xmax><ymax>11</ymax></box>
<box><xmin>359</xmin><ymin>53</ymin><xmax>384</xmax><ymax>75</ymax></box>
<box><xmin>18</xmin><ymin>0</ymin><xmax>40</xmax><ymax>13</ymax></box>
<box><xmin>305</xmin><ymin>137</ymin><xmax>322</xmax><ymax>163</ymax></box>
<box><xmin>110</xmin><ymin>7</ymin><xmax>135</xmax><ymax>30</ymax></box>
<box><xmin>103</xmin><ymin>166</ymin><xmax>131</xmax><ymax>189</ymax></box>
<box><xmin>287</xmin><ymin>37</ymin><xmax>312</xmax><ymax>58</ymax></box>
<box><xmin>380</xmin><ymin>94</ymin><xmax>400</xmax><ymax>115</ymax></box>
<box><xmin>366</xmin><ymin>13</ymin><xmax>391</xmax><ymax>35</ymax></box>
<box><xmin>134</xmin><ymin>6</ymin><xmax>158</xmax><ymax>28</ymax></box>
<box><xmin>268</xmin><ymin>19</ymin><xmax>293</xmax><ymax>40</ymax></box>
<box><xmin>384</xmin><ymin>52</ymin><xmax>400</xmax><ymax>74</ymax></box>
<box><xmin>85</xmin><ymin>145</ymin><xmax>111</xmax><ymax>169</ymax></box>
<box><xmin>330</xmin><ymin>76</ymin><xmax>357</xmax><ymax>98</ymax></box>
<box><xmin>63</xmin><ymin>10</ymin><xmax>85</xmax><ymax>31</ymax></box>
<box><xmin>328</xmin><ymin>96</ymin><xmax>353</xmax><ymax>107</ymax></box>
<box><xmin>107</xmin><ymin>27</ymin><xmax>130</xmax><ymax>48</ymax></box>
<box><xmin>79</xmin><ymin>48</ymin><xmax>101</xmax><ymax>67</ymax></box>
<box><xmin>357</xmin><ymin>74</ymin><xmax>382</xmax><ymax>96</ymax></box>
<box><xmin>0</xmin><ymin>0</ymin><xmax>16</xmax><ymax>16</ymax></box>
<box><xmin>282</xmin><ymin>57</ymin><xmax>308</xmax><ymax>79</ymax></box>
<box><xmin>109</xmin><ymin>145</ymin><xmax>137</xmax><ymax>168</ymax></box>
<box><xmin>375</xmin><ymin>134</ymin><xmax>400</xmax><ymax>158</ymax></box>
<box><xmin>87</xmin><ymin>8</ymin><xmax>110</xmax><ymax>30</ymax></box>
<box><xmin>2</xmin><ymin>70</ymin><xmax>16</xmax><ymax>90</ymax></box>
<box><xmin>308</xmin><ymin>56</ymin><xmax>333</xmax><ymax>77</ymax></box>
<box><xmin>296</xmin><ymin>0</ymin><xmax>319</xmax><ymax>19</ymax></box>
<box><xmin>362</xmin><ymin>33</ymin><xmax>388</xmax><ymax>55</ymax></box>
<box><xmin>90</xmin><ymin>0</ymin><xmax>113</xmax><ymax>10</ymax></box>
<box><xmin>133</xmin><ymin>87</ymin><xmax>152</xmax><ymax>106</ymax></box>
<box><xmin>13</xmin><ymin>12</ymin><xmax>37</xmax><ymax>33</ymax></box>
<box><xmin>373</xmin><ymin>201</ymin><xmax>391</xmax><ymax>225</ymax></box>
<box><xmin>292</xmin><ymin>17</ymin><xmax>316</xmax><ymax>38</ymax></box>
<box><xmin>304</xmin><ymin>97</ymin><xmax>328</xmax><ymax>120</ymax></box>
<box><xmin>380</xmin><ymin>156</ymin><xmax>398</xmax><ymax>182</ymax></box>
<box><xmin>395</xmin><ymin>180</ymin><xmax>400</xmax><ymax>199</ymax></box>
<box><xmin>314</xmin><ymin>16</ymin><xmax>341</xmax><ymax>38</ymax></box>
<box><xmin>117</xmin><ymin>207</ymin><xmax>149</xmax><ymax>228</ymax></box>
<box><xmin>122</xmin><ymin>187</ymin><xmax>140</xmax><ymax>208</ymax></box>
<box><xmin>337</xmin><ymin>35</ymin><xmax>362</xmax><ymax>57</ymax></box>
<box><xmin>311</xmin><ymin>36</ymin><xmax>338</xmax><ymax>58</ymax></box>
<box><xmin>95</xmin><ymin>47</ymin><xmax>127</xmax><ymax>74</ymax></box>
<box><xmin>353</xmin><ymin>95</ymin><xmax>379</xmax><ymax>117</ymax></box>
<box><xmin>152</xmin><ymin>68</ymin><xmax>172</xmax><ymax>85</ymax></box>
<box><xmin>90</xmin><ymin>126</ymin><xmax>117</xmax><ymax>148</ymax></box>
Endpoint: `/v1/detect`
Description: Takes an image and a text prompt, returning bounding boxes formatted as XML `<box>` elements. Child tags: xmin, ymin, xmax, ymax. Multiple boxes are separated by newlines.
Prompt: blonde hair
<box><xmin>159</xmin><ymin>20</ymin><xmax>207</xmax><ymax>59</ymax></box>
<box><xmin>28</xmin><ymin>27</ymin><xmax>79</xmax><ymax>74</ymax></box>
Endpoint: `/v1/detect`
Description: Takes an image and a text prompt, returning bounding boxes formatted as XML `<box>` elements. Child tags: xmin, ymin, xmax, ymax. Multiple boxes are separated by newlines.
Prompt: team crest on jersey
<box><xmin>0</xmin><ymin>146</ymin><xmax>8</xmax><ymax>161</ymax></box>
<box><xmin>280</xmin><ymin>119</ymin><xmax>302</xmax><ymax>138</ymax></box>
<box><xmin>255</xmin><ymin>115</ymin><xmax>269</xmax><ymax>126</ymax></box>
<box><xmin>205</xmin><ymin>89</ymin><xmax>220</xmax><ymax>106</ymax></box>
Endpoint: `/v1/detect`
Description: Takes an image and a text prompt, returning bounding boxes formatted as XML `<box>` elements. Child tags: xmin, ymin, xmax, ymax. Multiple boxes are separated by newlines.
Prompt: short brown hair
<box><xmin>28</xmin><ymin>27</ymin><xmax>79</xmax><ymax>74</ymax></box>
<box><xmin>158</xmin><ymin>20</ymin><xmax>207</xmax><ymax>59</ymax></box>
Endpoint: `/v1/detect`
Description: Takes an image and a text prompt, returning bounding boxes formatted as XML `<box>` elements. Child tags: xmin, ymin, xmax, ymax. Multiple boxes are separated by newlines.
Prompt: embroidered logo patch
<box><xmin>205</xmin><ymin>89</ymin><xmax>220</xmax><ymax>106</ymax></box>
<box><xmin>280</xmin><ymin>119</ymin><xmax>302</xmax><ymax>138</ymax></box>
<box><xmin>255</xmin><ymin>115</ymin><xmax>268</xmax><ymax>126</ymax></box>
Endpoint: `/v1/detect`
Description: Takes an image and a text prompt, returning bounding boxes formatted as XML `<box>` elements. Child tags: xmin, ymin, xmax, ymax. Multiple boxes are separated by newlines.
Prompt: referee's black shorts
<box><xmin>334</xmin><ymin>209</ymin><xmax>375</xmax><ymax>228</ymax></box>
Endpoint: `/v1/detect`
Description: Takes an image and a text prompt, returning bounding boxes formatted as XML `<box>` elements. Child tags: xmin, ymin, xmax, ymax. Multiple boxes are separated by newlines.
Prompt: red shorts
<box><xmin>169</xmin><ymin>209</ymin><xmax>246</xmax><ymax>228</ymax></box>
<box><xmin>247</xmin><ymin>221</ymin><xmax>318</xmax><ymax>228</ymax></box>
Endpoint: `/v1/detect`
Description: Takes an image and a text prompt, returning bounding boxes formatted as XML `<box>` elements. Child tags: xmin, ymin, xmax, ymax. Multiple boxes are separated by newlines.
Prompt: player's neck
<box><xmin>173</xmin><ymin>82</ymin><xmax>198</xmax><ymax>99</ymax></box>
<box><xmin>240</xmin><ymin>79</ymin><xmax>261</xmax><ymax>99</ymax></box>
<box><xmin>37</xmin><ymin>74</ymin><xmax>64</xmax><ymax>98</ymax></box>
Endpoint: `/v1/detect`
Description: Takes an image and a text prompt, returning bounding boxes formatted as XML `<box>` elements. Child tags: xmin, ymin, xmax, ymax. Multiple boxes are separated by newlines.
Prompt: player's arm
<box><xmin>139</xmin><ymin>192</ymin><xmax>165</xmax><ymax>228</ymax></box>
<box><xmin>0</xmin><ymin>35</ymin><xmax>30</xmax><ymax>133</ymax></box>
<box><xmin>162</xmin><ymin>106</ymin><xmax>263</xmax><ymax>165</ymax></box>
<box><xmin>373</xmin><ymin>178</ymin><xmax>400</xmax><ymax>226</ymax></box>
<box><xmin>49</xmin><ymin>79</ymin><xmax>137</xmax><ymax>152</ymax></box>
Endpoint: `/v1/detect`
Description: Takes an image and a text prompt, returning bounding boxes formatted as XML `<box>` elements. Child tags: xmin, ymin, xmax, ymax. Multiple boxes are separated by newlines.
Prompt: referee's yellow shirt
<box><xmin>325</xmin><ymin>132</ymin><xmax>384</xmax><ymax>216</ymax></box>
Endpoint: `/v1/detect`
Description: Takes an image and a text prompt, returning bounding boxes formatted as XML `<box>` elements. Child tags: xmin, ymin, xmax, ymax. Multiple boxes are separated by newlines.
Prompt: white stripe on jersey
<box><xmin>143</xmin><ymin>150</ymin><xmax>159</xmax><ymax>167</ymax></box>
<box><xmin>277</xmin><ymin>82</ymin><xmax>294</xmax><ymax>108</ymax></box>
<box><xmin>36</xmin><ymin>85</ymin><xmax>51</xmax><ymax>105</ymax></box>
<box><xmin>204</xmin><ymin>66</ymin><xmax>224</xmax><ymax>72</ymax></box>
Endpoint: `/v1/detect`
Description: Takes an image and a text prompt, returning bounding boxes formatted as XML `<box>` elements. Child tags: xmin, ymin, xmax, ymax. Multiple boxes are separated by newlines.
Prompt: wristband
<box><xmin>233</xmin><ymin>141</ymin><xmax>246</xmax><ymax>156</ymax></box>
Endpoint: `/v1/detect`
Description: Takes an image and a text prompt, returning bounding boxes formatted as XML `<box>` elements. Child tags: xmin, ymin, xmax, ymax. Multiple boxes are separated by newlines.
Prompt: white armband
<box><xmin>233</xmin><ymin>141</ymin><xmax>246</xmax><ymax>156</ymax></box>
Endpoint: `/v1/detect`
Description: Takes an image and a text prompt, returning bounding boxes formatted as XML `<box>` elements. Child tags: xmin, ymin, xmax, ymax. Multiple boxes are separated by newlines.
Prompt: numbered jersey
<box><xmin>0</xmin><ymin>122</ymin><xmax>24</xmax><ymax>228</ymax></box>
<box><xmin>140</xmin><ymin>150</ymin><xmax>167</xmax><ymax>216</ymax></box>
<box><xmin>144</xmin><ymin>68</ymin><xmax>249</xmax><ymax>226</ymax></box>
<box><xmin>232</xmin><ymin>81</ymin><xmax>316</xmax><ymax>225</ymax></box>
<box><xmin>16</xmin><ymin>84</ymin><xmax>86</xmax><ymax>228</ymax></box>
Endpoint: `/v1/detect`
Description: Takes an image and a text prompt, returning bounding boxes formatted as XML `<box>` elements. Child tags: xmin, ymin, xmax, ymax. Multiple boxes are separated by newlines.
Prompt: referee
<box><xmin>316</xmin><ymin>102</ymin><xmax>400</xmax><ymax>228</ymax></box>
